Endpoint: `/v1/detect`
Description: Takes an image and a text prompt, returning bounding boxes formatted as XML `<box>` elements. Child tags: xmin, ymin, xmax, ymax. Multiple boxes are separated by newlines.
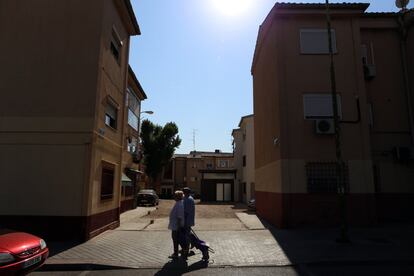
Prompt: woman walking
<box><xmin>168</xmin><ymin>190</ymin><xmax>185</xmax><ymax>259</ymax></box>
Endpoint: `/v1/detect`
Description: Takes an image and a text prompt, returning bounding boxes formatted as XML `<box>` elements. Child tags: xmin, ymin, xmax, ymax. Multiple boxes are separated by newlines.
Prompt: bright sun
<box><xmin>212</xmin><ymin>0</ymin><xmax>251</xmax><ymax>16</ymax></box>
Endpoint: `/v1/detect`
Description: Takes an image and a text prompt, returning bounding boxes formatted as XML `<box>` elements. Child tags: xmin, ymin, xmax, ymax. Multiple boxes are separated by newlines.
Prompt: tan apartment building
<box><xmin>252</xmin><ymin>3</ymin><xmax>414</xmax><ymax>228</ymax></box>
<box><xmin>171</xmin><ymin>151</ymin><xmax>236</xmax><ymax>201</ymax></box>
<box><xmin>232</xmin><ymin>115</ymin><xmax>255</xmax><ymax>203</ymax></box>
<box><xmin>0</xmin><ymin>0</ymin><xmax>143</xmax><ymax>241</ymax></box>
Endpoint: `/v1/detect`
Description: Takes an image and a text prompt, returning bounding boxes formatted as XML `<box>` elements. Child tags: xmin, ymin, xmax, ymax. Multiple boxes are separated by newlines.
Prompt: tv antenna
<box><xmin>192</xmin><ymin>129</ymin><xmax>198</xmax><ymax>151</ymax></box>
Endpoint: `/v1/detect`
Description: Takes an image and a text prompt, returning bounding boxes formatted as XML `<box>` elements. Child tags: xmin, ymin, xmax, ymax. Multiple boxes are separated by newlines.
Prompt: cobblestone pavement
<box><xmin>46</xmin><ymin>201</ymin><xmax>287</xmax><ymax>269</ymax></box>
<box><xmin>47</xmin><ymin>229</ymin><xmax>289</xmax><ymax>268</ymax></box>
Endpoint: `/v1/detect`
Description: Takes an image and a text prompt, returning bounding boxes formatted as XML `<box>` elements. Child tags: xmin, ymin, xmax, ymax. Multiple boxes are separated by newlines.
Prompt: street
<box><xmin>29</xmin><ymin>200</ymin><xmax>414</xmax><ymax>275</ymax></box>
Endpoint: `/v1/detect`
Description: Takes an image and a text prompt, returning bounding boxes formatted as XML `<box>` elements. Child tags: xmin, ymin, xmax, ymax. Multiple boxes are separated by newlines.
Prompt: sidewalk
<box><xmin>44</xmin><ymin>204</ymin><xmax>414</xmax><ymax>270</ymax></box>
<box><xmin>265</xmin><ymin>221</ymin><xmax>414</xmax><ymax>265</ymax></box>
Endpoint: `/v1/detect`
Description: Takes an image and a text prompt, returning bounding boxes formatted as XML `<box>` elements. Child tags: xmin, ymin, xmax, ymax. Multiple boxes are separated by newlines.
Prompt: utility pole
<box><xmin>325</xmin><ymin>0</ymin><xmax>349</xmax><ymax>243</ymax></box>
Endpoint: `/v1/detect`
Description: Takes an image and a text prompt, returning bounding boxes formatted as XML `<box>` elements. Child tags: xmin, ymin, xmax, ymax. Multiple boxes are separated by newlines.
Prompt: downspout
<box><xmin>398</xmin><ymin>12</ymin><xmax>414</xmax><ymax>145</ymax></box>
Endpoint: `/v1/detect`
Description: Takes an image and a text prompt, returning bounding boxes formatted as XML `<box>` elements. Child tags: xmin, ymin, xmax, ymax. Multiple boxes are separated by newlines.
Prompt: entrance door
<box><xmin>224</xmin><ymin>183</ymin><xmax>232</xmax><ymax>201</ymax></box>
<box><xmin>216</xmin><ymin>183</ymin><xmax>231</xmax><ymax>202</ymax></box>
<box><xmin>216</xmin><ymin>183</ymin><xmax>224</xmax><ymax>201</ymax></box>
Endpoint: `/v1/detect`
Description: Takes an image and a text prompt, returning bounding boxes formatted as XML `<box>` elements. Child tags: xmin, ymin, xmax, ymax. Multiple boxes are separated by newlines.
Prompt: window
<box><xmin>105</xmin><ymin>103</ymin><xmax>118</xmax><ymax>129</ymax></box>
<box><xmin>127</xmin><ymin>137</ymin><xmax>137</xmax><ymax>153</ymax></box>
<box><xmin>300</xmin><ymin>29</ymin><xmax>337</xmax><ymax>54</ymax></box>
<box><xmin>243</xmin><ymin>155</ymin><xmax>246</xmax><ymax>167</ymax></box>
<box><xmin>127</xmin><ymin>88</ymin><xmax>140</xmax><ymax>131</ymax></box>
<box><xmin>110</xmin><ymin>27</ymin><xmax>123</xmax><ymax>63</ymax></box>
<box><xmin>190</xmin><ymin>176</ymin><xmax>197</xmax><ymax>182</ymax></box>
<box><xmin>306</xmin><ymin>162</ymin><xmax>349</xmax><ymax>193</ymax></box>
<box><xmin>192</xmin><ymin>163</ymin><xmax>197</xmax><ymax>169</ymax></box>
<box><xmin>206</xmin><ymin>163</ymin><xmax>213</xmax><ymax>169</ymax></box>
<box><xmin>218</xmin><ymin>160</ymin><xmax>229</xmax><ymax>168</ymax></box>
<box><xmin>101</xmin><ymin>163</ymin><xmax>115</xmax><ymax>200</ymax></box>
<box><xmin>303</xmin><ymin>94</ymin><xmax>342</xmax><ymax>119</ymax></box>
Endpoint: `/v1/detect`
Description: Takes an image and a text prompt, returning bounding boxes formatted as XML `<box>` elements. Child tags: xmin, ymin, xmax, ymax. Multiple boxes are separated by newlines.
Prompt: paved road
<box><xmin>30</xmin><ymin>263</ymin><xmax>414</xmax><ymax>276</ymax></box>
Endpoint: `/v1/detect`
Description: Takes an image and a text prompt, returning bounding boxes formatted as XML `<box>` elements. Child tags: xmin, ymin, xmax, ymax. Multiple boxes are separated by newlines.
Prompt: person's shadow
<box><xmin>154</xmin><ymin>258</ymin><xmax>209</xmax><ymax>276</ymax></box>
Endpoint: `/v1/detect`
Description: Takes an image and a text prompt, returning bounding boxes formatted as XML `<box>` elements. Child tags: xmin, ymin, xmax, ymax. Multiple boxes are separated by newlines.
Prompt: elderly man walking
<box><xmin>182</xmin><ymin>187</ymin><xmax>195</xmax><ymax>259</ymax></box>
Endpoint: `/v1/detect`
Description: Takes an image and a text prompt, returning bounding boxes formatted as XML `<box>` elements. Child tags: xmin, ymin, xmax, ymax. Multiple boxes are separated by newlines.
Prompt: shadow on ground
<box><xmin>258</xmin><ymin>214</ymin><xmax>414</xmax><ymax>268</ymax></box>
<box><xmin>47</xmin><ymin>240</ymin><xmax>82</xmax><ymax>257</ymax></box>
<box><xmin>154</xmin><ymin>259</ymin><xmax>209</xmax><ymax>276</ymax></box>
<box><xmin>38</xmin><ymin>263</ymin><xmax>129</xmax><ymax>272</ymax></box>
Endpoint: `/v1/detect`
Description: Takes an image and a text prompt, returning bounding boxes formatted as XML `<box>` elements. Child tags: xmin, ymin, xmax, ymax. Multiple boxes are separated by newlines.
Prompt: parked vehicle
<box><xmin>247</xmin><ymin>198</ymin><xmax>256</xmax><ymax>211</ymax></box>
<box><xmin>137</xmin><ymin>189</ymin><xmax>159</xmax><ymax>206</ymax></box>
<box><xmin>0</xmin><ymin>228</ymin><xmax>49</xmax><ymax>275</ymax></box>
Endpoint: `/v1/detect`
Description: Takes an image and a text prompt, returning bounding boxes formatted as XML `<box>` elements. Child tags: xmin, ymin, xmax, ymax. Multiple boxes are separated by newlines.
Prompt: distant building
<box><xmin>170</xmin><ymin>151</ymin><xmax>236</xmax><ymax>201</ymax></box>
<box><xmin>232</xmin><ymin>115</ymin><xmax>255</xmax><ymax>203</ymax></box>
<box><xmin>0</xmin><ymin>0</ymin><xmax>143</xmax><ymax>241</ymax></box>
<box><xmin>252</xmin><ymin>3</ymin><xmax>414</xmax><ymax>227</ymax></box>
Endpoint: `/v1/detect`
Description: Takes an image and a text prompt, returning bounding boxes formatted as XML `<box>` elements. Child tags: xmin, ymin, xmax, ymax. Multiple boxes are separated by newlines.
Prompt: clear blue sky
<box><xmin>129</xmin><ymin>0</ymin><xmax>413</xmax><ymax>154</ymax></box>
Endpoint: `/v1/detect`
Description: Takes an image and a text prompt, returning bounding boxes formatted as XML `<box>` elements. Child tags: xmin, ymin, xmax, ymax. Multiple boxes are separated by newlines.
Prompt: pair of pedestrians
<box><xmin>168</xmin><ymin>187</ymin><xmax>195</xmax><ymax>260</ymax></box>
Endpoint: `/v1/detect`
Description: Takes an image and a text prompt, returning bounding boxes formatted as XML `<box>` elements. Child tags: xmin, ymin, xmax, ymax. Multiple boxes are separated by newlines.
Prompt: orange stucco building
<box><xmin>0</xmin><ymin>0</ymin><xmax>145</xmax><ymax>241</ymax></box>
<box><xmin>252</xmin><ymin>3</ymin><xmax>414</xmax><ymax>227</ymax></box>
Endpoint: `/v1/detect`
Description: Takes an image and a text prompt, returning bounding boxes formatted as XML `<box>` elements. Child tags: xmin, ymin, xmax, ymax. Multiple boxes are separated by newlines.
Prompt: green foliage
<box><xmin>140</xmin><ymin>120</ymin><xmax>181</xmax><ymax>184</ymax></box>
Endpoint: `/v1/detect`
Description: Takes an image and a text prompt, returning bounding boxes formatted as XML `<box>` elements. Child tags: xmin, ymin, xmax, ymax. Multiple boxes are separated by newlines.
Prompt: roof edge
<box><xmin>238</xmin><ymin>114</ymin><xmax>254</xmax><ymax>127</ymax></box>
<box><xmin>128</xmin><ymin>65</ymin><xmax>147</xmax><ymax>100</ymax></box>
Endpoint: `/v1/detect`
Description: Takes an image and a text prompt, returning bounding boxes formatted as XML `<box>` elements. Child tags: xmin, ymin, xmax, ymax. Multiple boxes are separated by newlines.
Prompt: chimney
<box><xmin>215</xmin><ymin>149</ymin><xmax>221</xmax><ymax>153</ymax></box>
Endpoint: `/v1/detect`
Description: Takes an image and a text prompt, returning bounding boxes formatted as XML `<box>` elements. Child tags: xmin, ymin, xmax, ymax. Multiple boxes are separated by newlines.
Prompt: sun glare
<box><xmin>212</xmin><ymin>0</ymin><xmax>251</xmax><ymax>16</ymax></box>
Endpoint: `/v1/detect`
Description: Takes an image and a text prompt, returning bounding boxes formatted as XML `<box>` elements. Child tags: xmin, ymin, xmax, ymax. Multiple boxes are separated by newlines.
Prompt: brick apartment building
<box><xmin>252</xmin><ymin>3</ymin><xmax>414</xmax><ymax>227</ymax></box>
<box><xmin>168</xmin><ymin>151</ymin><xmax>236</xmax><ymax>201</ymax></box>
<box><xmin>0</xmin><ymin>0</ymin><xmax>146</xmax><ymax>241</ymax></box>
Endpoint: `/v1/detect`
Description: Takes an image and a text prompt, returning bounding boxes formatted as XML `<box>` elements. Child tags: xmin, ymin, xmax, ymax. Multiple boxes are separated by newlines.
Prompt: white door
<box><xmin>216</xmin><ymin>183</ymin><xmax>224</xmax><ymax>201</ymax></box>
<box><xmin>224</xmin><ymin>183</ymin><xmax>232</xmax><ymax>201</ymax></box>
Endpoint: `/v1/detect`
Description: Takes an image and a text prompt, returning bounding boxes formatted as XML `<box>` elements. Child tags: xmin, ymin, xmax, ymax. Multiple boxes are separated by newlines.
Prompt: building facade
<box><xmin>252</xmin><ymin>3</ymin><xmax>414</xmax><ymax>228</ymax></box>
<box><xmin>171</xmin><ymin>151</ymin><xmax>236</xmax><ymax>201</ymax></box>
<box><xmin>232</xmin><ymin>115</ymin><xmax>255</xmax><ymax>203</ymax></box>
<box><xmin>0</xmin><ymin>0</ymin><xmax>143</xmax><ymax>241</ymax></box>
<box><xmin>120</xmin><ymin>66</ymin><xmax>147</xmax><ymax>213</ymax></box>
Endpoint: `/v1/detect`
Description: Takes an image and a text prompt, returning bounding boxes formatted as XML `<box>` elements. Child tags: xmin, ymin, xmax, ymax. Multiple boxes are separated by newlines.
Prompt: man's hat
<box><xmin>183</xmin><ymin>187</ymin><xmax>191</xmax><ymax>193</ymax></box>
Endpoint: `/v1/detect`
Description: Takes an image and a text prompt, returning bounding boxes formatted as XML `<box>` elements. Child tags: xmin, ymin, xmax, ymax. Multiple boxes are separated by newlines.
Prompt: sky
<box><xmin>129</xmin><ymin>0</ymin><xmax>413</xmax><ymax>154</ymax></box>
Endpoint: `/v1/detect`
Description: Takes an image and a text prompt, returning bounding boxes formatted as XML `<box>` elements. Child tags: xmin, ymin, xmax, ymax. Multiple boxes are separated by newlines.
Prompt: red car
<box><xmin>0</xmin><ymin>229</ymin><xmax>49</xmax><ymax>275</ymax></box>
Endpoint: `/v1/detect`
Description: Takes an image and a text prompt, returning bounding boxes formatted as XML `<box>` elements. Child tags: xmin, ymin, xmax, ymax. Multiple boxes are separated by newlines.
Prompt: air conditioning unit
<box><xmin>364</xmin><ymin>64</ymin><xmax>376</xmax><ymax>80</ymax></box>
<box><xmin>315</xmin><ymin>119</ymin><xmax>335</xmax><ymax>135</ymax></box>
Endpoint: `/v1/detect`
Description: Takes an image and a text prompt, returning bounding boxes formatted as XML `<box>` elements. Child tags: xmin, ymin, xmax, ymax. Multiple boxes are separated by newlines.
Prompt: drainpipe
<box><xmin>325</xmin><ymin>0</ymin><xmax>349</xmax><ymax>243</ymax></box>
<box><xmin>398</xmin><ymin>12</ymin><xmax>414</xmax><ymax>145</ymax></box>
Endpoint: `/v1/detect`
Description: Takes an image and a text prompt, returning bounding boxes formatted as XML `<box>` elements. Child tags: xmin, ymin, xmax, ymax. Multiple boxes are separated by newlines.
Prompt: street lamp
<box><xmin>141</xmin><ymin>110</ymin><xmax>154</xmax><ymax>115</ymax></box>
<box><xmin>325</xmin><ymin>0</ymin><xmax>349</xmax><ymax>243</ymax></box>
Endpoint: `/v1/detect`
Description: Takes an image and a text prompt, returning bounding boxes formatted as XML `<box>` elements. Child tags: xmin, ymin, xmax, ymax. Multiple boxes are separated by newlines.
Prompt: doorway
<box><xmin>216</xmin><ymin>183</ymin><xmax>232</xmax><ymax>202</ymax></box>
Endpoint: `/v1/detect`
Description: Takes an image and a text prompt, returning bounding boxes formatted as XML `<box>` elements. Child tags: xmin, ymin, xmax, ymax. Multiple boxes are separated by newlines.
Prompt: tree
<box><xmin>140</xmin><ymin>120</ymin><xmax>181</xmax><ymax>190</ymax></box>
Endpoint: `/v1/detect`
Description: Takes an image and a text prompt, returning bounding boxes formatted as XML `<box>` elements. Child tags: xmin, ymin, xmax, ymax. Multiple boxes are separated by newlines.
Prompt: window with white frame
<box><xmin>300</xmin><ymin>29</ymin><xmax>337</xmax><ymax>54</ymax></box>
<box><xmin>126</xmin><ymin>87</ymin><xmax>140</xmax><ymax>131</ymax></box>
<box><xmin>303</xmin><ymin>94</ymin><xmax>342</xmax><ymax>119</ymax></box>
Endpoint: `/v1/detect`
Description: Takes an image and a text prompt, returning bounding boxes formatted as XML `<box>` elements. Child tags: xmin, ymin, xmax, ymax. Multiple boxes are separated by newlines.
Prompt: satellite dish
<box><xmin>396</xmin><ymin>0</ymin><xmax>410</xmax><ymax>9</ymax></box>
